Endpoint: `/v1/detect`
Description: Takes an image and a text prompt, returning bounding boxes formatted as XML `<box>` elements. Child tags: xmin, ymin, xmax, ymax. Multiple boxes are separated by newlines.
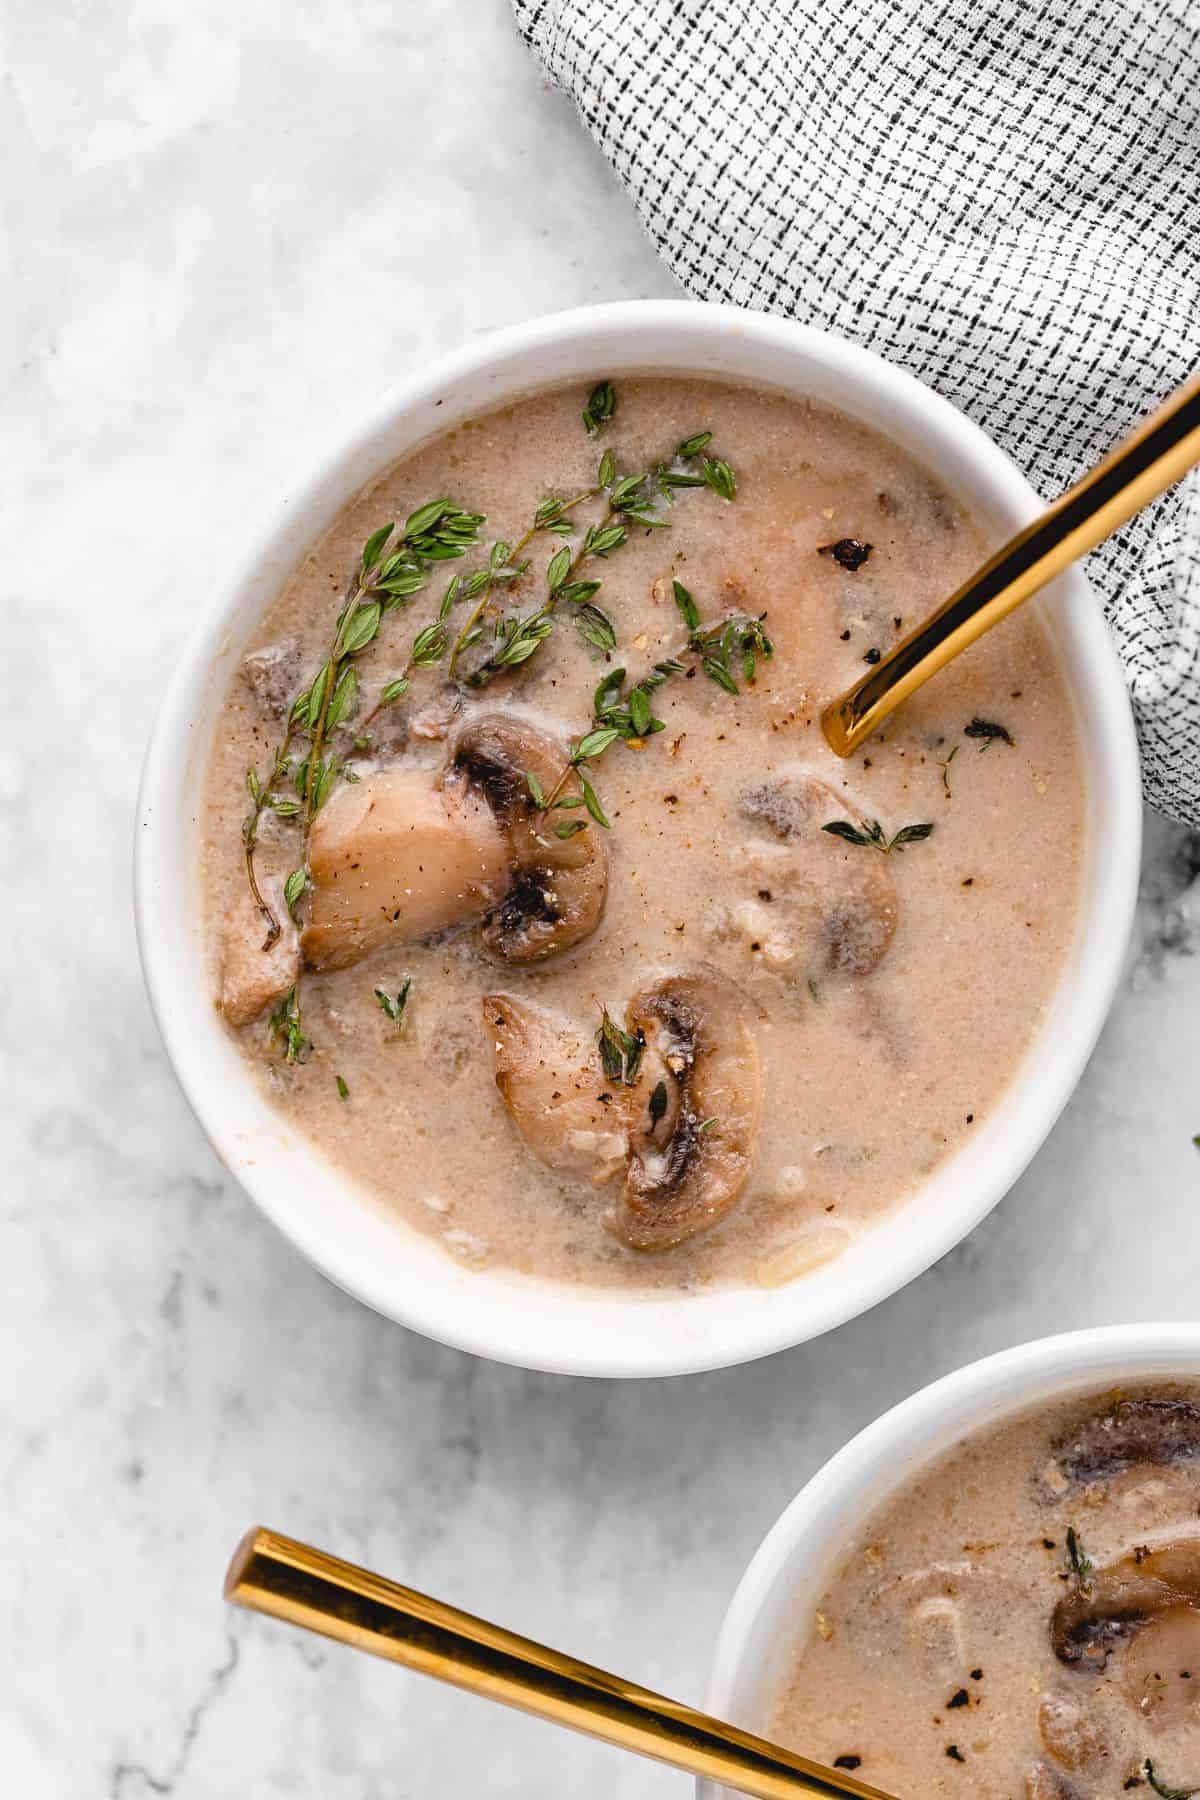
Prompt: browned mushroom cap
<box><xmin>739</xmin><ymin>771</ymin><xmax>897</xmax><ymax>977</ymax></box>
<box><xmin>615</xmin><ymin>967</ymin><xmax>761</xmax><ymax>1251</ymax></box>
<box><xmin>483</xmin><ymin>993</ymin><xmax>630</xmax><ymax>1185</ymax></box>
<box><xmin>1051</xmin><ymin>1537</ymin><xmax>1200</xmax><ymax>1669</ymax></box>
<box><xmin>1045</xmin><ymin>1398</ymin><xmax>1200</xmax><ymax>1494</ymax></box>
<box><xmin>447</xmin><ymin>714</ymin><xmax>608</xmax><ymax>963</ymax></box>
<box><xmin>302</xmin><ymin>767</ymin><xmax>508</xmax><ymax>970</ymax></box>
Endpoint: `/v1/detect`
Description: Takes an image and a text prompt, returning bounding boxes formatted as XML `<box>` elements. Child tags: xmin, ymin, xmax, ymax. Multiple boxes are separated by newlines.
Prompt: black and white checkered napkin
<box><xmin>514</xmin><ymin>0</ymin><xmax>1200</xmax><ymax>823</ymax></box>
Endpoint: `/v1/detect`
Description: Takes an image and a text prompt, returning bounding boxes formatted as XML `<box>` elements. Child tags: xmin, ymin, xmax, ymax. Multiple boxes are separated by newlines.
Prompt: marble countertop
<box><xmin>6</xmin><ymin>2</ymin><xmax>1200</xmax><ymax>1793</ymax></box>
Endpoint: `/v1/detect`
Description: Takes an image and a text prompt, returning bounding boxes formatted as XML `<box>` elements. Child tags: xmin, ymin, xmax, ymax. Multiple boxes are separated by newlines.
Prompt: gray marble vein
<box><xmin>4</xmin><ymin>2</ymin><xmax>1199</xmax><ymax>1794</ymax></box>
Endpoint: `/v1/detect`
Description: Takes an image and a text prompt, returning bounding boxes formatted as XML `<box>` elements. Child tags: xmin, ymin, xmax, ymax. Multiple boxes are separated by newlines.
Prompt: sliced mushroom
<box><xmin>732</xmin><ymin>770</ymin><xmax>897</xmax><ymax>978</ymax></box>
<box><xmin>1052</xmin><ymin>1537</ymin><xmax>1200</xmax><ymax>1669</ymax></box>
<box><xmin>1045</xmin><ymin>1398</ymin><xmax>1200</xmax><ymax>1494</ymax></box>
<box><xmin>484</xmin><ymin>993</ymin><xmax>630</xmax><ymax>1186</ymax></box>
<box><xmin>616</xmin><ymin>967</ymin><xmax>761</xmax><ymax>1251</ymax></box>
<box><xmin>219</xmin><ymin>873</ymin><xmax>300</xmax><ymax>1026</ymax></box>
<box><xmin>448</xmin><ymin>714</ymin><xmax>608</xmax><ymax>963</ymax></box>
<box><xmin>301</xmin><ymin>767</ymin><xmax>509</xmax><ymax>970</ymax></box>
<box><xmin>1037</xmin><ymin>1690</ymin><xmax>1106</xmax><ymax>1772</ymax></box>
<box><xmin>1122</xmin><ymin>1601</ymin><xmax>1200</xmax><ymax>1720</ymax></box>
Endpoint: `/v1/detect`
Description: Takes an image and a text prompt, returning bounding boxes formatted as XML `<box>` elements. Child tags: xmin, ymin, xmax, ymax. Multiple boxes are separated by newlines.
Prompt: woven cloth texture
<box><xmin>515</xmin><ymin>0</ymin><xmax>1200</xmax><ymax>822</ymax></box>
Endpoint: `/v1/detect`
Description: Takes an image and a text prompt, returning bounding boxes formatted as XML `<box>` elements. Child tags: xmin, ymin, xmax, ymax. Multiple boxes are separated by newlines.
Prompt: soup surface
<box><xmin>774</xmin><ymin>1382</ymin><xmax>1200</xmax><ymax>1800</ymax></box>
<box><xmin>201</xmin><ymin>375</ymin><xmax>1084</xmax><ymax>1290</ymax></box>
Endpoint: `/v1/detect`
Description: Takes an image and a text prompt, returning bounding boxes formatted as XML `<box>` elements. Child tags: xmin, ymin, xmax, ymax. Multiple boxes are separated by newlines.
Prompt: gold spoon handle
<box><xmin>226</xmin><ymin>1527</ymin><xmax>895</xmax><ymax>1800</ymax></box>
<box><xmin>821</xmin><ymin>370</ymin><xmax>1200</xmax><ymax>756</ymax></box>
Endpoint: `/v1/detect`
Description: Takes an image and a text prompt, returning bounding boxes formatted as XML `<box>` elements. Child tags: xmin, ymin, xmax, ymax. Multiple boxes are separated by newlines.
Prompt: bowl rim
<box><xmin>134</xmin><ymin>298</ymin><xmax>1142</xmax><ymax>1378</ymax></box>
<box><xmin>700</xmin><ymin>1322</ymin><xmax>1200</xmax><ymax>1796</ymax></box>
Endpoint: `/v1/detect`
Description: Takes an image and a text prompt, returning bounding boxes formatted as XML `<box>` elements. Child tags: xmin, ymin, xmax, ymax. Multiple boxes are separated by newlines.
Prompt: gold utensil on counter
<box><xmin>821</xmin><ymin>371</ymin><xmax>1200</xmax><ymax>757</ymax></box>
<box><xmin>225</xmin><ymin>1526</ymin><xmax>896</xmax><ymax>1800</ymax></box>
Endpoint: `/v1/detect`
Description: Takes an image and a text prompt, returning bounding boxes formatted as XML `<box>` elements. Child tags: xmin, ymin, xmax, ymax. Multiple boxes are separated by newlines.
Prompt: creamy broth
<box><xmin>773</xmin><ymin>1384</ymin><xmax>1200</xmax><ymax>1800</ymax></box>
<box><xmin>201</xmin><ymin>375</ymin><xmax>1084</xmax><ymax>1291</ymax></box>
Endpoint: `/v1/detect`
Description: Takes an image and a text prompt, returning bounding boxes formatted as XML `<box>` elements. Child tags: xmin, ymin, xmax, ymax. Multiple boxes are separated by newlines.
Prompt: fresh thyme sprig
<box><xmin>528</xmin><ymin>576</ymin><xmax>768</xmax><ymax>832</ymax></box>
<box><xmin>453</xmin><ymin>421</ymin><xmax>738</xmax><ymax>688</ymax></box>
<box><xmin>299</xmin><ymin>499</ymin><xmax>484</xmax><ymax>837</ymax></box>
<box><xmin>821</xmin><ymin>818</ymin><xmax>935</xmax><ymax>854</ymax></box>
<box><xmin>242</xmin><ymin>741</ymin><xmax>304</xmax><ymax>947</ymax></box>
<box><xmin>242</xmin><ymin>497</ymin><xmax>484</xmax><ymax>947</ymax></box>
<box><xmin>673</xmin><ymin>580</ymin><xmax>772</xmax><ymax>693</ymax></box>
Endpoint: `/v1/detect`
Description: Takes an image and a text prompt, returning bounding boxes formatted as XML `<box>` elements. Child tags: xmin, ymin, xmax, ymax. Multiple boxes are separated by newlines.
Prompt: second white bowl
<box><xmin>701</xmin><ymin>1323</ymin><xmax>1200</xmax><ymax>1795</ymax></box>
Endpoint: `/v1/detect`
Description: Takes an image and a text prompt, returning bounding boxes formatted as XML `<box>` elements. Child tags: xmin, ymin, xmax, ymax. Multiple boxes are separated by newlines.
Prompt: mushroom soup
<box><xmin>773</xmin><ymin>1384</ymin><xmax>1200</xmax><ymax>1800</ymax></box>
<box><xmin>202</xmin><ymin>376</ymin><xmax>1084</xmax><ymax>1289</ymax></box>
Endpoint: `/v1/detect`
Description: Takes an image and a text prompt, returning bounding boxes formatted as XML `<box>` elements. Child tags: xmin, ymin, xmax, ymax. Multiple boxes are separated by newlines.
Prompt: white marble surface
<box><xmin>5</xmin><ymin>2</ymin><xmax>1200</xmax><ymax>1794</ymax></box>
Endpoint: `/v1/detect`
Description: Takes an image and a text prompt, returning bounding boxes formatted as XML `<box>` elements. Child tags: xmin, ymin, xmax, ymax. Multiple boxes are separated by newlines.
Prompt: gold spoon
<box><xmin>226</xmin><ymin>1526</ymin><xmax>896</xmax><ymax>1800</ymax></box>
<box><xmin>821</xmin><ymin>371</ymin><xmax>1200</xmax><ymax>757</ymax></box>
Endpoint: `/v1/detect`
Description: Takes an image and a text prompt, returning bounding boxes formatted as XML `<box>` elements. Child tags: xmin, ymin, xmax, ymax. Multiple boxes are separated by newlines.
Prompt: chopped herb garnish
<box><xmin>688</xmin><ymin>609</ymin><xmax>773</xmax><ymax>693</ymax></box>
<box><xmin>822</xmin><ymin>818</ymin><xmax>935</xmax><ymax>854</ymax></box>
<box><xmin>268</xmin><ymin>984</ymin><xmax>306</xmax><ymax>1065</ymax></box>
<box><xmin>1145</xmin><ymin>1764</ymin><xmax>1199</xmax><ymax>1800</ymax></box>
<box><xmin>947</xmin><ymin>1688</ymin><xmax>969</xmax><ymax>1709</ymax></box>
<box><xmin>946</xmin><ymin>1746</ymin><xmax>965</xmax><ymax>1764</ymax></box>
<box><xmin>282</xmin><ymin>865</ymin><xmax>307</xmax><ymax>921</ymax></box>
<box><xmin>582</xmin><ymin>379</ymin><xmax>617</xmax><ymax>436</ymax></box>
<box><xmin>1065</xmin><ymin>1525</ymin><xmax>1093</xmax><ymax>1581</ymax></box>
<box><xmin>833</xmin><ymin>1756</ymin><xmax>862</xmax><ymax>1772</ymax></box>
<box><xmin>374</xmin><ymin>977</ymin><xmax>412</xmax><ymax>1030</ymax></box>
<box><xmin>938</xmin><ymin>744</ymin><xmax>959</xmax><ymax>798</ymax></box>
<box><xmin>819</xmin><ymin>538</ymin><xmax>873</xmax><ymax>571</ymax></box>
<box><xmin>648</xmin><ymin>1080</ymin><xmax>668</xmax><ymax>1131</ymax></box>
<box><xmin>598</xmin><ymin>1008</ymin><xmax>645</xmax><ymax>1086</ymax></box>
<box><xmin>965</xmin><ymin>716</ymin><xmax>1014</xmax><ymax>750</ymax></box>
<box><xmin>335</xmin><ymin>1074</ymin><xmax>349</xmax><ymax>1100</ymax></box>
<box><xmin>702</xmin><ymin>456</ymin><xmax>737</xmax><ymax>501</ymax></box>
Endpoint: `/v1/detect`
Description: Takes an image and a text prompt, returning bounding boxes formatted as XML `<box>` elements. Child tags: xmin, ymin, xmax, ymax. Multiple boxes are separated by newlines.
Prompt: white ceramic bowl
<box><xmin>702</xmin><ymin>1323</ymin><xmax>1200</xmax><ymax>1796</ymax></box>
<box><xmin>134</xmin><ymin>300</ymin><xmax>1141</xmax><ymax>1378</ymax></box>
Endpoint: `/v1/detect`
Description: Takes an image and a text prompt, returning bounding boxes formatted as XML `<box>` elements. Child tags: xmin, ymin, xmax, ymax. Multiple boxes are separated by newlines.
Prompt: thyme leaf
<box><xmin>582</xmin><ymin>379</ymin><xmax>617</xmax><ymax>436</ymax></box>
<box><xmin>282</xmin><ymin>866</ymin><xmax>307</xmax><ymax>920</ymax></box>
<box><xmin>822</xmin><ymin>818</ymin><xmax>935</xmax><ymax>854</ymax></box>
<box><xmin>598</xmin><ymin>1008</ymin><xmax>645</xmax><ymax>1086</ymax></box>
<box><xmin>374</xmin><ymin>978</ymin><xmax>412</xmax><ymax>1030</ymax></box>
